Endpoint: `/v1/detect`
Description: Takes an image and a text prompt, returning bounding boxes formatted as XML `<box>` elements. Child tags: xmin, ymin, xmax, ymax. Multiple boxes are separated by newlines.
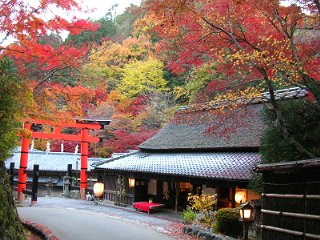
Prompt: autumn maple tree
<box><xmin>0</xmin><ymin>0</ymin><xmax>103</xmax><ymax>238</ymax></box>
<box><xmin>81</xmin><ymin>33</ymin><xmax>174</xmax><ymax>156</ymax></box>
<box><xmin>142</xmin><ymin>0</ymin><xmax>320</xmax><ymax>158</ymax></box>
<box><xmin>82</xmin><ymin>35</ymin><xmax>153</xmax><ymax>90</ymax></box>
<box><xmin>0</xmin><ymin>0</ymin><xmax>101</xmax><ymax>121</ymax></box>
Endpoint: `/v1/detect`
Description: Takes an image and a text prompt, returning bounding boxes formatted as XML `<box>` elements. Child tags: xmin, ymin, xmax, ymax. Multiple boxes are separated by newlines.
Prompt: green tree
<box><xmin>249</xmin><ymin>98</ymin><xmax>320</xmax><ymax>193</ymax></box>
<box><xmin>260</xmin><ymin>99</ymin><xmax>320</xmax><ymax>163</ymax></box>
<box><xmin>65</xmin><ymin>14</ymin><xmax>116</xmax><ymax>47</ymax></box>
<box><xmin>174</xmin><ymin>63</ymin><xmax>219</xmax><ymax>104</ymax></box>
<box><xmin>114</xmin><ymin>4</ymin><xmax>142</xmax><ymax>41</ymax></box>
<box><xmin>0</xmin><ymin>58</ymin><xmax>28</xmax><ymax>240</ymax></box>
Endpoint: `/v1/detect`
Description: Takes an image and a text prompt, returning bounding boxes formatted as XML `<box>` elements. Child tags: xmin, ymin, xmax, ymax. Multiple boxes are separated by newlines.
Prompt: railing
<box><xmin>104</xmin><ymin>190</ymin><xmax>134</xmax><ymax>205</ymax></box>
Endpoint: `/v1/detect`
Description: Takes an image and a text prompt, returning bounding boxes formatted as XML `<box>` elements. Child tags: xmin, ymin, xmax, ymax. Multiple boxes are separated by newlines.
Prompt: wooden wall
<box><xmin>260</xmin><ymin>165</ymin><xmax>320</xmax><ymax>239</ymax></box>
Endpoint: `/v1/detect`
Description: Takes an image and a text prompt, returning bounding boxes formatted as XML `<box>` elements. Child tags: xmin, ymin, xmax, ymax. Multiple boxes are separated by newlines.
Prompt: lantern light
<box><xmin>235</xmin><ymin>190</ymin><xmax>247</xmax><ymax>204</ymax></box>
<box><xmin>128</xmin><ymin>178</ymin><xmax>135</xmax><ymax>188</ymax></box>
<box><xmin>93</xmin><ymin>182</ymin><xmax>104</xmax><ymax>198</ymax></box>
<box><xmin>239</xmin><ymin>202</ymin><xmax>254</xmax><ymax>221</ymax></box>
<box><xmin>239</xmin><ymin>202</ymin><xmax>254</xmax><ymax>240</ymax></box>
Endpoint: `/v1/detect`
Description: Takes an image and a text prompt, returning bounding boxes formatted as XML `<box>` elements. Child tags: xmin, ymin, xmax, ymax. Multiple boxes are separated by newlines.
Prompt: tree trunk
<box><xmin>0</xmin><ymin>161</ymin><xmax>26</xmax><ymax>240</ymax></box>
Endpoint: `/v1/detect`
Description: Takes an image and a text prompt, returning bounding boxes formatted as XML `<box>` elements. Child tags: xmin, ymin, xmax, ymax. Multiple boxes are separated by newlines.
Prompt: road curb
<box><xmin>21</xmin><ymin>219</ymin><xmax>59</xmax><ymax>240</ymax></box>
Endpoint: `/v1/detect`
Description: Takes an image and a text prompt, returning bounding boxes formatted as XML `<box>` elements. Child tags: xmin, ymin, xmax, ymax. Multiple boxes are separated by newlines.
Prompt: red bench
<box><xmin>133</xmin><ymin>202</ymin><xmax>165</xmax><ymax>214</ymax></box>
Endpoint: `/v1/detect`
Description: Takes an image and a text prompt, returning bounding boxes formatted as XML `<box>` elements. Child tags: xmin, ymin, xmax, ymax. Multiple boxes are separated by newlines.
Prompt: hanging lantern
<box><xmin>239</xmin><ymin>202</ymin><xmax>254</xmax><ymax>240</ymax></box>
<box><xmin>93</xmin><ymin>182</ymin><xmax>104</xmax><ymax>198</ymax></box>
<box><xmin>239</xmin><ymin>202</ymin><xmax>254</xmax><ymax>221</ymax></box>
<box><xmin>128</xmin><ymin>178</ymin><xmax>135</xmax><ymax>188</ymax></box>
<box><xmin>235</xmin><ymin>190</ymin><xmax>247</xmax><ymax>204</ymax></box>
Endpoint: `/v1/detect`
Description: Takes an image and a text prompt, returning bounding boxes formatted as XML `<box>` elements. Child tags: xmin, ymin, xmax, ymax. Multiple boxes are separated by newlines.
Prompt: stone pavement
<box><xmin>17</xmin><ymin>197</ymin><xmax>191</xmax><ymax>240</ymax></box>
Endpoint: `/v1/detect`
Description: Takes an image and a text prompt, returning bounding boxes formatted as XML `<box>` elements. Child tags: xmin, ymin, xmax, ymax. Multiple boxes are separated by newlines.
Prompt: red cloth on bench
<box><xmin>133</xmin><ymin>202</ymin><xmax>164</xmax><ymax>213</ymax></box>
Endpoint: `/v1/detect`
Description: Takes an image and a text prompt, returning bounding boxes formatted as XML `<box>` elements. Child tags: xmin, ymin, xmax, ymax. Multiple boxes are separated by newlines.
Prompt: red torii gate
<box><xmin>17</xmin><ymin>119</ymin><xmax>111</xmax><ymax>201</ymax></box>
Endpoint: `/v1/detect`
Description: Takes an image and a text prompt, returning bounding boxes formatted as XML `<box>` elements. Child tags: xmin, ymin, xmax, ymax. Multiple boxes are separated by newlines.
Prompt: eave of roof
<box><xmin>94</xmin><ymin>151</ymin><xmax>261</xmax><ymax>181</ymax></box>
<box><xmin>256</xmin><ymin>158</ymin><xmax>320</xmax><ymax>173</ymax></box>
<box><xmin>5</xmin><ymin>151</ymin><xmax>105</xmax><ymax>171</ymax></box>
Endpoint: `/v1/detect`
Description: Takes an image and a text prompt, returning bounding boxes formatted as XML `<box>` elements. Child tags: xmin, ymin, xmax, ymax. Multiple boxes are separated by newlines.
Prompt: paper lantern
<box><xmin>128</xmin><ymin>178</ymin><xmax>135</xmax><ymax>188</ymax></box>
<box><xmin>235</xmin><ymin>190</ymin><xmax>247</xmax><ymax>204</ymax></box>
<box><xmin>93</xmin><ymin>182</ymin><xmax>104</xmax><ymax>198</ymax></box>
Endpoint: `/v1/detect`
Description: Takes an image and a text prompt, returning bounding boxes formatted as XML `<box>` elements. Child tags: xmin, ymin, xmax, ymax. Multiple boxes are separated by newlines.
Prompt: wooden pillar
<box><xmin>9</xmin><ymin>162</ymin><xmax>15</xmax><ymax>187</ymax></box>
<box><xmin>67</xmin><ymin>163</ymin><xmax>72</xmax><ymax>186</ymax></box>
<box><xmin>230</xmin><ymin>186</ymin><xmax>236</xmax><ymax>208</ymax></box>
<box><xmin>31</xmin><ymin>164</ymin><xmax>39</xmax><ymax>205</ymax></box>
<box><xmin>80</xmin><ymin>128</ymin><xmax>88</xmax><ymax>200</ymax></box>
<box><xmin>17</xmin><ymin>122</ymin><xmax>31</xmax><ymax>201</ymax></box>
<box><xmin>175</xmin><ymin>182</ymin><xmax>180</xmax><ymax>213</ymax></box>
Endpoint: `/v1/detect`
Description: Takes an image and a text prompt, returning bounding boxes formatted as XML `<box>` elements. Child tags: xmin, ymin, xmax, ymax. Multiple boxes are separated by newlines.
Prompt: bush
<box><xmin>187</xmin><ymin>193</ymin><xmax>217</xmax><ymax>228</ymax></box>
<box><xmin>215</xmin><ymin>208</ymin><xmax>242</xmax><ymax>238</ymax></box>
<box><xmin>182</xmin><ymin>207</ymin><xmax>197</xmax><ymax>224</ymax></box>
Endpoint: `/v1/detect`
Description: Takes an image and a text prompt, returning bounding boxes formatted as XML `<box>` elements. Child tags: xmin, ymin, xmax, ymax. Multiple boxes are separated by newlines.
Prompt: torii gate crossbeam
<box><xmin>17</xmin><ymin>119</ymin><xmax>111</xmax><ymax>201</ymax></box>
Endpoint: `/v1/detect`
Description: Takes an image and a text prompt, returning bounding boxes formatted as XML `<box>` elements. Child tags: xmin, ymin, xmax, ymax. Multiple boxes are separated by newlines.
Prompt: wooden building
<box><xmin>93</xmin><ymin>87</ymin><xmax>308</xmax><ymax>211</ymax></box>
<box><xmin>93</xmin><ymin>104</ymin><xmax>267</xmax><ymax>211</ymax></box>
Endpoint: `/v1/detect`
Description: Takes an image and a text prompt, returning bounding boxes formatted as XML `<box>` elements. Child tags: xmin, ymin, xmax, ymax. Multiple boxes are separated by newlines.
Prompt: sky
<box><xmin>78</xmin><ymin>0</ymin><xmax>142</xmax><ymax>19</ymax></box>
<box><xmin>1</xmin><ymin>0</ymin><xmax>142</xmax><ymax>46</ymax></box>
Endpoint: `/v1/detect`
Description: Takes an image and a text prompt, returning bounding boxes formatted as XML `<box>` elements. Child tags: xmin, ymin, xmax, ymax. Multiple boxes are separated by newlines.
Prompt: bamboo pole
<box><xmin>262</xmin><ymin>193</ymin><xmax>320</xmax><ymax>199</ymax></box>
<box><xmin>261</xmin><ymin>225</ymin><xmax>320</xmax><ymax>239</ymax></box>
<box><xmin>261</xmin><ymin>209</ymin><xmax>320</xmax><ymax>220</ymax></box>
<box><xmin>262</xmin><ymin>193</ymin><xmax>304</xmax><ymax>198</ymax></box>
<box><xmin>307</xmin><ymin>195</ymin><xmax>320</xmax><ymax>200</ymax></box>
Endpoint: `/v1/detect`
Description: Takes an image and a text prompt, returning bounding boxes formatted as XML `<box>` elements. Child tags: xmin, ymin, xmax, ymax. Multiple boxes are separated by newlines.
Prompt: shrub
<box><xmin>215</xmin><ymin>208</ymin><xmax>242</xmax><ymax>238</ymax></box>
<box><xmin>182</xmin><ymin>207</ymin><xmax>197</xmax><ymax>224</ymax></box>
<box><xmin>187</xmin><ymin>193</ymin><xmax>217</xmax><ymax>228</ymax></box>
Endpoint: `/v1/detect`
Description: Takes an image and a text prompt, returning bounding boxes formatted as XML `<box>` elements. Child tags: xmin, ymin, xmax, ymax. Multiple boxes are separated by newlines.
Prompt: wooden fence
<box><xmin>257</xmin><ymin>159</ymin><xmax>320</xmax><ymax>240</ymax></box>
<box><xmin>104</xmin><ymin>190</ymin><xmax>134</xmax><ymax>206</ymax></box>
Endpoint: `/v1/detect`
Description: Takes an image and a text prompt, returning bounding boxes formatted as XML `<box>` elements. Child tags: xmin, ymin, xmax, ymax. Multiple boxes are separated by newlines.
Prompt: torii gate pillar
<box><xmin>80</xmin><ymin>128</ymin><xmax>89</xmax><ymax>200</ymax></box>
<box><xmin>17</xmin><ymin>123</ymin><xmax>31</xmax><ymax>201</ymax></box>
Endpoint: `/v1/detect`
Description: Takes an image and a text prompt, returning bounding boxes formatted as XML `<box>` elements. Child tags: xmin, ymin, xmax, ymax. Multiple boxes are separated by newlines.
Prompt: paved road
<box><xmin>18</xmin><ymin>197</ymin><xmax>190</xmax><ymax>240</ymax></box>
<box><xmin>18</xmin><ymin>206</ymin><xmax>175</xmax><ymax>240</ymax></box>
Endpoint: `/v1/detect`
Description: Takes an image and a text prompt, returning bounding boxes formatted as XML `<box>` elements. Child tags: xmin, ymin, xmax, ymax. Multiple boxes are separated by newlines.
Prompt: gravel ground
<box><xmin>17</xmin><ymin>197</ymin><xmax>194</xmax><ymax>240</ymax></box>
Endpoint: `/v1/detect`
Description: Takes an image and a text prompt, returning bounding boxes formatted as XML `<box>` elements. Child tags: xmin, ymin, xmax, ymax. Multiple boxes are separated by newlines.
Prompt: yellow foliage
<box><xmin>117</xmin><ymin>58</ymin><xmax>168</xmax><ymax>98</ymax></box>
<box><xmin>187</xmin><ymin>193</ymin><xmax>217</xmax><ymax>228</ymax></box>
<box><xmin>187</xmin><ymin>193</ymin><xmax>217</xmax><ymax>212</ymax></box>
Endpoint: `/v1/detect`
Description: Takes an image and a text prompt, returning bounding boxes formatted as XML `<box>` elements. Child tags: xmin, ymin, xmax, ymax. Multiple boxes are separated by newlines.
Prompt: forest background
<box><xmin>1</xmin><ymin>0</ymin><xmax>319</xmax><ymax>161</ymax></box>
<box><xmin>0</xmin><ymin>1</ymin><xmax>319</xmax><ymax>239</ymax></box>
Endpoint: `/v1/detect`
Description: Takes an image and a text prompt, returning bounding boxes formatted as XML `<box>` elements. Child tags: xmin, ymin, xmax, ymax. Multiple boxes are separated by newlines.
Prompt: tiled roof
<box><xmin>5</xmin><ymin>151</ymin><xmax>104</xmax><ymax>171</ymax></box>
<box><xmin>95</xmin><ymin>151</ymin><xmax>261</xmax><ymax>181</ymax></box>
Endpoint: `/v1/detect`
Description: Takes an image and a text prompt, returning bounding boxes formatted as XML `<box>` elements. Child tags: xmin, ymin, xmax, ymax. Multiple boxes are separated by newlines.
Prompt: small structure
<box><xmin>256</xmin><ymin>159</ymin><xmax>320</xmax><ymax>240</ymax></box>
<box><xmin>5</xmin><ymin>149</ymin><xmax>105</xmax><ymax>197</ymax></box>
<box><xmin>45</xmin><ymin>177</ymin><xmax>53</xmax><ymax>196</ymax></box>
<box><xmin>62</xmin><ymin>173</ymin><xmax>71</xmax><ymax>197</ymax></box>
